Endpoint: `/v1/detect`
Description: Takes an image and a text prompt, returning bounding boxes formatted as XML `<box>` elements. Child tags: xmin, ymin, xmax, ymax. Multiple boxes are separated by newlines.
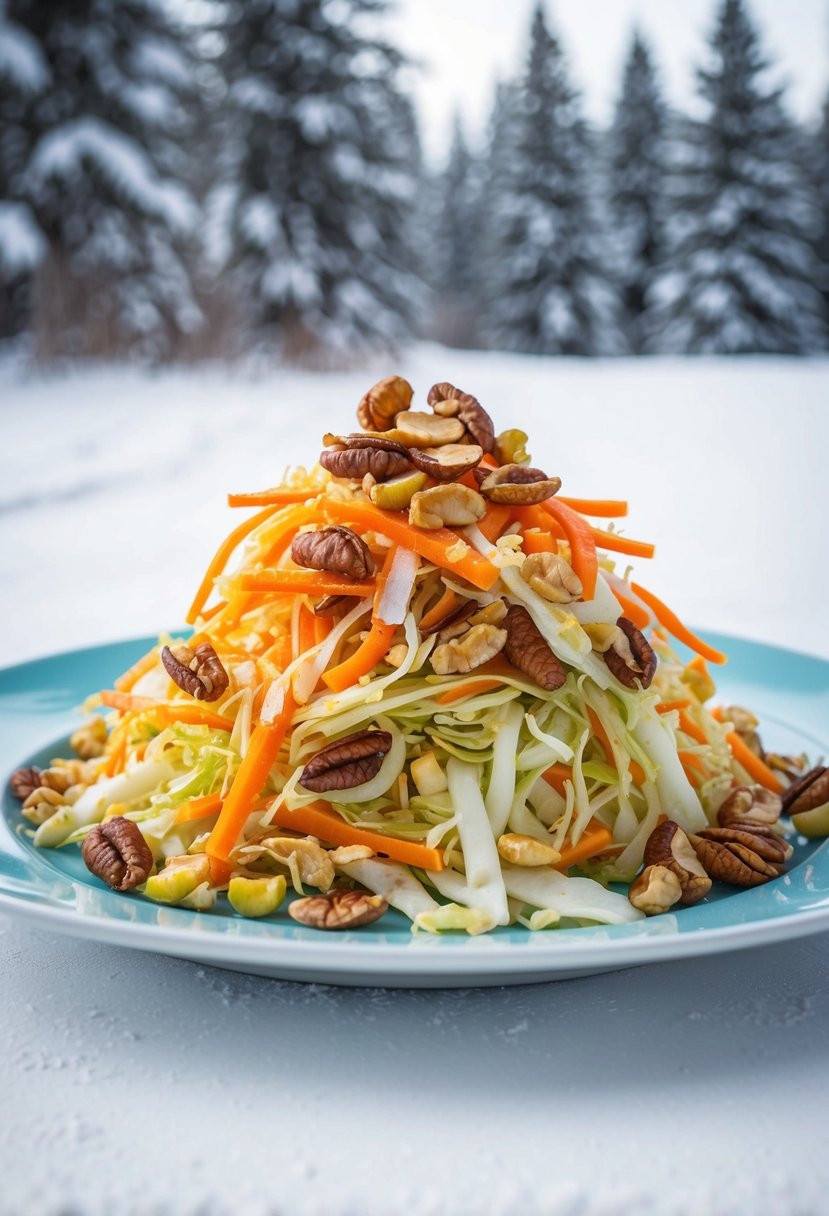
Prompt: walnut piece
<box><xmin>234</xmin><ymin>834</ymin><xmax>335</xmax><ymax>891</ymax></box>
<box><xmin>431</xmin><ymin>623</ymin><xmax>507</xmax><ymax>675</ymax></box>
<box><xmin>21</xmin><ymin>785</ymin><xmax>65</xmax><ymax>825</ymax></box>
<box><xmin>476</xmin><ymin>464</ymin><xmax>561</xmax><ymax>506</ymax></box>
<box><xmin>299</xmin><ymin>729</ymin><xmax>393</xmax><ymax>793</ymax></box>
<box><xmin>70</xmin><ymin>717</ymin><xmax>108</xmax><ymax>759</ymax></box>
<box><xmin>40</xmin><ymin>759</ymin><xmax>96</xmax><ymax>794</ymax></box>
<box><xmin>781</xmin><ymin>766</ymin><xmax>829</xmax><ymax>815</ymax></box>
<box><xmin>628</xmin><ymin>865</ymin><xmax>683</xmax><ymax>915</ymax></box>
<box><xmin>603</xmin><ymin>617</ymin><xmax>657</xmax><ymax>690</ymax></box>
<box><xmin>407</xmin><ymin>443</ymin><xmax>484</xmax><ymax>482</ymax></box>
<box><xmin>320</xmin><ymin>443</ymin><xmax>412</xmax><ymax>482</ymax></box>
<box><xmin>690</xmin><ymin>825</ymin><xmax>789</xmax><ymax>887</ymax></box>
<box><xmin>161</xmin><ymin>642</ymin><xmax>230</xmax><ymax>703</ymax></box>
<box><xmin>426</xmin><ymin>382</ymin><xmax>495</xmax><ymax>453</ymax></box>
<box><xmin>521</xmin><ymin>552</ymin><xmax>582</xmax><ymax>604</ymax></box>
<box><xmin>9</xmin><ymin>765</ymin><xmax>43</xmax><ymax>801</ymax></box>
<box><xmin>291</xmin><ymin>525</ymin><xmax>374</xmax><ymax>580</ymax></box>
<box><xmin>497</xmin><ymin>833</ymin><xmax>561</xmax><ymax>866</ymax></box>
<box><xmin>288</xmin><ymin>888</ymin><xmax>388</xmax><ymax>930</ymax></box>
<box><xmin>356</xmin><ymin>375</ymin><xmax>413</xmax><ymax>431</ymax></box>
<box><xmin>504</xmin><ymin>605</ymin><xmax>566</xmax><ymax>691</ymax></box>
<box><xmin>81</xmin><ymin>816</ymin><xmax>154</xmax><ymax>891</ymax></box>
<box><xmin>643</xmin><ymin>820</ymin><xmax>712</xmax><ymax>905</ymax></box>
<box><xmin>717</xmin><ymin>785</ymin><xmax>782</xmax><ymax>828</ymax></box>
<box><xmin>408</xmin><ymin>483</ymin><xmax>486</xmax><ymax>530</ymax></box>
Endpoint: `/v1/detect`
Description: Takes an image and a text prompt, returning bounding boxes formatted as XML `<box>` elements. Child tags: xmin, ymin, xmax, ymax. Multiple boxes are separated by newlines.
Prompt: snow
<box><xmin>29</xmin><ymin>117</ymin><xmax>196</xmax><ymax>234</ymax></box>
<box><xmin>0</xmin><ymin>17</ymin><xmax>49</xmax><ymax>94</ymax></box>
<box><xmin>0</xmin><ymin>202</ymin><xmax>45</xmax><ymax>275</ymax></box>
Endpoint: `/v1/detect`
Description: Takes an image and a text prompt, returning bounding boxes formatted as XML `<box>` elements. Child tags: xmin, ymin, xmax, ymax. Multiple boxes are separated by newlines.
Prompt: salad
<box><xmin>9</xmin><ymin>376</ymin><xmax>829</xmax><ymax>934</ymax></box>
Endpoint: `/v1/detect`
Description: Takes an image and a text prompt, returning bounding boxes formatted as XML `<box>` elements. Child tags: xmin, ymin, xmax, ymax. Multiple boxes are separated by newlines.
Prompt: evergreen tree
<box><xmin>218</xmin><ymin>0</ymin><xmax>422</xmax><ymax>362</ymax></box>
<box><xmin>482</xmin><ymin>4</ymin><xmax>619</xmax><ymax>355</ymax></box>
<box><xmin>646</xmin><ymin>0</ymin><xmax>826</xmax><ymax>354</ymax></box>
<box><xmin>8</xmin><ymin>0</ymin><xmax>202</xmax><ymax>360</ymax></box>
<box><xmin>815</xmin><ymin>93</ymin><xmax>829</xmax><ymax>327</ymax></box>
<box><xmin>428</xmin><ymin>114</ymin><xmax>482</xmax><ymax>348</ymax></box>
<box><xmin>608</xmin><ymin>31</ymin><xmax>668</xmax><ymax>353</ymax></box>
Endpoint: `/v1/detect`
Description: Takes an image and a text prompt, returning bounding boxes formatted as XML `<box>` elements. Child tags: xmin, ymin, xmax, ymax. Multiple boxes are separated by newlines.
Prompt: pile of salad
<box><xmin>10</xmin><ymin>377</ymin><xmax>829</xmax><ymax>934</ymax></box>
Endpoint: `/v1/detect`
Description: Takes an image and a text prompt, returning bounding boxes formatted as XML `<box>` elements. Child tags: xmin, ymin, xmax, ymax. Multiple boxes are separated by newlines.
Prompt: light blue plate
<box><xmin>2</xmin><ymin>634</ymin><xmax>828</xmax><ymax>987</ymax></box>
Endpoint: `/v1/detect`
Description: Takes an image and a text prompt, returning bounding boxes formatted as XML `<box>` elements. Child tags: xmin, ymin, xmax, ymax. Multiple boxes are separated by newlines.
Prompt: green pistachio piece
<box><xmin>369</xmin><ymin>470</ymin><xmax>428</xmax><ymax>511</ymax></box>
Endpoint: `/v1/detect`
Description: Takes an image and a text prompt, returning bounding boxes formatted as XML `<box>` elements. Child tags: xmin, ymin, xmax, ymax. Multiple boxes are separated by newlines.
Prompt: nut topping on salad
<box><xmin>780</xmin><ymin>766</ymin><xmax>829</xmax><ymax>816</ymax></box>
<box><xmin>431</xmin><ymin>622</ymin><xmax>507</xmax><ymax>675</ymax></box>
<box><xmin>356</xmin><ymin>374</ymin><xmax>413</xmax><ymax>431</ymax></box>
<box><xmin>476</xmin><ymin>464</ymin><xmax>561</xmax><ymax>506</ymax></box>
<box><xmin>291</xmin><ymin>524</ymin><xmax>375</xmax><ymax>580</ymax></box>
<box><xmin>690</xmin><ymin>828</ymin><xmax>788</xmax><ymax>888</ymax></box>
<box><xmin>504</xmin><ymin>605</ymin><xmax>566</xmax><ymax>691</ymax></box>
<box><xmin>299</xmin><ymin>729</ymin><xmax>393</xmax><ymax>793</ymax></box>
<box><xmin>320</xmin><ymin>443</ymin><xmax>412</xmax><ymax>482</ymax></box>
<box><xmin>497</xmin><ymin>833</ymin><xmax>562</xmax><ymax>866</ymax></box>
<box><xmin>10</xmin><ymin>765</ymin><xmax>43</xmax><ymax>801</ymax></box>
<box><xmin>408</xmin><ymin>483</ymin><xmax>486</xmax><ymax>530</ymax></box>
<box><xmin>603</xmin><ymin>617</ymin><xmax>657</xmax><ymax>690</ymax></box>
<box><xmin>426</xmin><ymin>381</ymin><xmax>495</xmax><ymax>453</ymax></box>
<box><xmin>161</xmin><ymin>642</ymin><xmax>230</xmax><ymax>702</ymax></box>
<box><xmin>643</xmin><ymin>821</ymin><xmax>712</xmax><ymax>905</ymax></box>
<box><xmin>520</xmin><ymin>552</ymin><xmax>582</xmax><ymax>604</ymax></box>
<box><xmin>288</xmin><ymin>889</ymin><xmax>388</xmax><ymax>930</ymax></box>
<box><xmin>717</xmin><ymin>785</ymin><xmax>782</xmax><ymax>827</ymax></box>
<box><xmin>81</xmin><ymin>816</ymin><xmax>154</xmax><ymax>891</ymax></box>
<box><xmin>628</xmin><ymin>865</ymin><xmax>683</xmax><ymax>915</ymax></box>
<box><xmin>407</xmin><ymin>442</ymin><xmax>484</xmax><ymax>482</ymax></box>
<box><xmin>69</xmin><ymin>716</ymin><xmax>108</xmax><ymax>759</ymax></box>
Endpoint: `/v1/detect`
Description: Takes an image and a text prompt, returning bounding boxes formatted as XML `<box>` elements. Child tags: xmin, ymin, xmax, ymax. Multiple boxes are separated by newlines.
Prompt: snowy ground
<box><xmin>2</xmin><ymin>344</ymin><xmax>829</xmax><ymax>667</ymax></box>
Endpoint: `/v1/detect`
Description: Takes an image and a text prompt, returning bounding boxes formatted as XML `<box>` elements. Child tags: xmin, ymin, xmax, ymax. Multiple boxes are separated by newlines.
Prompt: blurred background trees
<box><xmin>0</xmin><ymin>0</ymin><xmax>827</xmax><ymax>363</ymax></box>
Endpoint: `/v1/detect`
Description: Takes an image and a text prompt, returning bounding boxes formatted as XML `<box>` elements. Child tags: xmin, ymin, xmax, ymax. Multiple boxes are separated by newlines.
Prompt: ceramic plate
<box><xmin>1</xmin><ymin>634</ymin><xmax>828</xmax><ymax>987</ymax></box>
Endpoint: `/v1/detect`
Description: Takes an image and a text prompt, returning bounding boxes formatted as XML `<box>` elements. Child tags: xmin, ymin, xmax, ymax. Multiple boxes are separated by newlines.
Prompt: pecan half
<box><xmin>288</xmin><ymin>888</ymin><xmax>388</xmax><ymax>930</ymax></box>
<box><xmin>161</xmin><ymin>642</ymin><xmax>229</xmax><ymax>702</ymax></box>
<box><xmin>690</xmin><ymin>829</ymin><xmax>786</xmax><ymax>888</ymax></box>
<box><xmin>320</xmin><ymin>444</ymin><xmax>412</xmax><ymax>482</ymax></box>
<box><xmin>356</xmin><ymin>375</ymin><xmax>413</xmax><ymax>431</ymax></box>
<box><xmin>643</xmin><ymin>820</ymin><xmax>712</xmax><ymax>904</ymax></box>
<box><xmin>431</xmin><ymin>623</ymin><xmax>507</xmax><ymax>675</ymax></box>
<box><xmin>291</xmin><ymin>525</ymin><xmax>374</xmax><ymax>580</ymax></box>
<box><xmin>10</xmin><ymin>765</ymin><xmax>43</xmax><ymax>801</ymax></box>
<box><xmin>299</xmin><ymin>729</ymin><xmax>393</xmax><ymax>793</ymax></box>
<box><xmin>408</xmin><ymin>443</ymin><xmax>483</xmax><ymax>482</ymax></box>
<box><xmin>695</xmin><ymin>824</ymin><xmax>792</xmax><ymax>865</ymax></box>
<box><xmin>476</xmin><ymin>464</ymin><xmax>561</xmax><ymax>506</ymax></box>
<box><xmin>504</xmin><ymin>605</ymin><xmax>566</xmax><ymax>691</ymax></box>
<box><xmin>81</xmin><ymin>816</ymin><xmax>154</xmax><ymax>891</ymax></box>
<box><xmin>781</xmin><ymin>766</ymin><xmax>829</xmax><ymax>816</ymax></box>
<box><xmin>603</xmin><ymin>617</ymin><xmax>657</xmax><ymax>690</ymax></box>
<box><xmin>426</xmin><ymin>382</ymin><xmax>495</xmax><ymax>453</ymax></box>
<box><xmin>717</xmin><ymin>785</ymin><xmax>782</xmax><ymax>828</ymax></box>
<box><xmin>628</xmin><ymin>865</ymin><xmax>683</xmax><ymax>915</ymax></box>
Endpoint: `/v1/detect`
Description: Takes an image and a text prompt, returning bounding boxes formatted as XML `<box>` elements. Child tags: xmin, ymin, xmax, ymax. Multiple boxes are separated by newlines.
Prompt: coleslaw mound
<box><xmin>14</xmin><ymin>377</ymin><xmax>810</xmax><ymax>934</ymax></box>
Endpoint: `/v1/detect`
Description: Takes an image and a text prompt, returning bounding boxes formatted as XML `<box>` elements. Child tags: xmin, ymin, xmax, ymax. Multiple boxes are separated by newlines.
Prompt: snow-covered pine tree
<box><xmin>9</xmin><ymin>0</ymin><xmax>202</xmax><ymax>360</ymax></box>
<box><xmin>218</xmin><ymin>0</ymin><xmax>422</xmax><ymax>362</ymax></box>
<box><xmin>482</xmin><ymin>3</ymin><xmax>619</xmax><ymax>356</ymax></box>
<box><xmin>815</xmin><ymin>92</ymin><xmax>829</xmax><ymax>330</ymax></box>
<box><xmin>607</xmin><ymin>31</ymin><xmax>668</xmax><ymax>353</ymax></box>
<box><xmin>646</xmin><ymin>0</ymin><xmax>826</xmax><ymax>354</ymax></box>
<box><xmin>428</xmin><ymin>114</ymin><xmax>483</xmax><ymax>348</ymax></box>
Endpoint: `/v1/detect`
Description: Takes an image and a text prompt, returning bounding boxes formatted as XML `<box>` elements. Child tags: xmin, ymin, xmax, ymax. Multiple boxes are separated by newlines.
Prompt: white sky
<box><xmin>387</xmin><ymin>0</ymin><xmax>829</xmax><ymax>161</ymax></box>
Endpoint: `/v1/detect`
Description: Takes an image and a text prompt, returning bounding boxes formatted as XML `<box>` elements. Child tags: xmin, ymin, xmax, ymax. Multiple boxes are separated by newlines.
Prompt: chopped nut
<box><xmin>628</xmin><ymin>865</ymin><xmax>683</xmax><ymax>915</ymax></box>
<box><xmin>690</xmin><ymin>827</ymin><xmax>787</xmax><ymax>887</ymax></box>
<box><xmin>497</xmin><ymin>833</ymin><xmax>561</xmax><ymax>866</ymax></box>
<box><xmin>643</xmin><ymin>820</ymin><xmax>712</xmax><ymax>905</ymax></box>
<box><xmin>81</xmin><ymin>816</ymin><xmax>154</xmax><ymax>892</ymax></box>
<box><xmin>329</xmin><ymin>844</ymin><xmax>375</xmax><ymax>864</ymax></box>
<box><xmin>9</xmin><ymin>766</ymin><xmax>42</xmax><ymax>801</ymax></box>
<box><xmin>431</xmin><ymin>623</ymin><xmax>507</xmax><ymax>675</ymax></box>
<box><xmin>369</xmin><ymin>470</ymin><xmax>428</xmax><ymax>510</ymax></box>
<box><xmin>291</xmin><ymin>525</ymin><xmax>374</xmax><ymax>580</ymax></box>
<box><xmin>722</xmin><ymin>705</ymin><xmax>764</xmax><ymax>757</ymax></box>
<box><xmin>21</xmin><ymin>785</ymin><xmax>65</xmax><ymax>825</ymax></box>
<box><xmin>477</xmin><ymin>464</ymin><xmax>561</xmax><ymax>506</ymax></box>
<box><xmin>40</xmin><ymin>763</ymin><xmax>92</xmax><ymax>794</ymax></box>
<box><xmin>521</xmin><ymin>552</ymin><xmax>582</xmax><ymax>604</ymax></box>
<box><xmin>299</xmin><ymin>729</ymin><xmax>393</xmax><ymax>793</ymax></box>
<box><xmin>781</xmin><ymin>766</ymin><xmax>829</xmax><ymax>816</ymax></box>
<box><xmin>421</xmin><ymin>599</ymin><xmax>477</xmax><ymax>638</ymax></box>
<box><xmin>504</xmin><ymin>605</ymin><xmax>566</xmax><ymax>691</ymax></box>
<box><xmin>394</xmin><ymin>410</ymin><xmax>465</xmax><ymax>447</ymax></box>
<box><xmin>426</xmin><ymin>382</ymin><xmax>495</xmax><ymax>453</ymax></box>
<box><xmin>356</xmin><ymin>375</ymin><xmax>413</xmax><ymax>431</ymax></box>
<box><xmin>408</xmin><ymin>483</ymin><xmax>486</xmax><ymax>530</ymax></box>
<box><xmin>288</xmin><ymin>888</ymin><xmax>388</xmax><ymax>930</ymax></box>
<box><xmin>494</xmin><ymin>429</ymin><xmax>530</xmax><ymax>466</ymax></box>
<box><xmin>469</xmin><ymin>600</ymin><xmax>508</xmax><ymax>628</ymax></box>
<box><xmin>603</xmin><ymin>617</ymin><xmax>657</xmax><ymax>690</ymax></box>
<box><xmin>765</xmin><ymin>752</ymin><xmax>808</xmax><ymax>783</ymax></box>
<box><xmin>320</xmin><ymin>443</ymin><xmax>412</xmax><ymax>482</ymax></box>
<box><xmin>407</xmin><ymin>443</ymin><xmax>484</xmax><ymax>482</ymax></box>
<box><xmin>717</xmin><ymin>785</ymin><xmax>782</xmax><ymax>827</ymax></box>
<box><xmin>234</xmin><ymin>835</ymin><xmax>336</xmax><ymax>891</ymax></box>
<box><xmin>385</xmin><ymin>643</ymin><xmax>409</xmax><ymax>668</ymax></box>
<box><xmin>70</xmin><ymin>717</ymin><xmax>108</xmax><ymax>759</ymax></box>
<box><xmin>144</xmin><ymin>853</ymin><xmax>212</xmax><ymax>904</ymax></box>
<box><xmin>161</xmin><ymin>642</ymin><xmax>230</xmax><ymax>703</ymax></box>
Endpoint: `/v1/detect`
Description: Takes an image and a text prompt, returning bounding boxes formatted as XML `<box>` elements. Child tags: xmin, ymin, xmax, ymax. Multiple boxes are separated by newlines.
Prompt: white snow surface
<box><xmin>0</xmin><ymin>17</ymin><xmax>50</xmax><ymax>93</ymax></box>
<box><xmin>0</xmin><ymin>201</ymin><xmax>45</xmax><ymax>275</ymax></box>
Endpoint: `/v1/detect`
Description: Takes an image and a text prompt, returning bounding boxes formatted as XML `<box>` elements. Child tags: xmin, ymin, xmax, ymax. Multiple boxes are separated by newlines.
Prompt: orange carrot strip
<box><xmin>587</xmin><ymin>707</ymin><xmax>646</xmax><ymax>787</ymax></box>
<box><xmin>186</xmin><ymin>503</ymin><xmax>287</xmax><ymax>625</ymax></box>
<box><xmin>259</xmin><ymin>503</ymin><xmax>324</xmax><ymax>565</ymax></box>
<box><xmin>656</xmin><ymin>699</ymin><xmax>692</xmax><ymax>715</ymax></box>
<box><xmin>98</xmin><ymin>691</ymin><xmax>236</xmax><ymax>732</ymax></box>
<box><xmin>720</xmin><ymin>728</ymin><xmax>784</xmax><ymax>794</ymax></box>
<box><xmin>542</xmin><ymin>764</ymin><xmax>573</xmax><ymax>797</ymax></box>
<box><xmin>631</xmin><ymin>582</ymin><xmax>727</xmax><ymax>665</ymax></box>
<box><xmin>478</xmin><ymin>503</ymin><xmax>512</xmax><ymax>543</ymax></box>
<box><xmin>206</xmin><ymin>694</ymin><xmax>295</xmax><ymax>870</ymax></box>
<box><xmin>554</xmin><ymin>822</ymin><xmax>615</xmax><ymax>872</ymax></box>
<box><xmin>298</xmin><ymin>604</ymin><xmax>316</xmax><ymax>656</ymax></box>
<box><xmin>235</xmin><ymin>571</ymin><xmax>376</xmax><ymax>598</ymax></box>
<box><xmin>114</xmin><ymin>647</ymin><xmax>159</xmax><ymax>693</ymax></box>
<box><xmin>313</xmin><ymin>614</ymin><xmax>332</xmax><ymax>646</ymax></box>
<box><xmin>612</xmin><ymin>589</ymin><xmax>651</xmax><ymax>631</ymax></box>
<box><xmin>175</xmin><ymin>794</ymin><xmax>223</xmax><ymax>824</ymax></box>
<box><xmin>541</xmin><ymin>500</ymin><xmax>598</xmax><ymax>600</ymax></box>
<box><xmin>104</xmin><ymin>729</ymin><xmax>129</xmax><ymax>777</ymax></box>
<box><xmin>590</xmin><ymin>527</ymin><xmax>655</xmax><ymax>560</ymax></box>
<box><xmin>558</xmin><ymin>497</ymin><xmax>628</xmax><ymax>518</ymax></box>
<box><xmin>678</xmin><ymin>751</ymin><xmax>710</xmax><ymax>789</ymax></box>
<box><xmin>227</xmin><ymin>489</ymin><xmax>319</xmax><ymax>508</ymax></box>
<box><xmin>99</xmin><ymin>689</ymin><xmax>156</xmax><ymax>713</ymax></box>
<box><xmin>514</xmin><ymin>504</ymin><xmax>559</xmax><ymax>534</ymax></box>
<box><xmin>437</xmin><ymin>678</ymin><xmax>504</xmax><ymax>705</ymax></box>
<box><xmin>270</xmin><ymin>801</ymin><xmax>445</xmax><ymax>871</ymax></box>
<box><xmin>521</xmin><ymin>530</ymin><xmax>558</xmax><ymax>555</ymax></box>
<box><xmin>322</xmin><ymin>620</ymin><xmax>396</xmax><ymax>693</ymax></box>
<box><xmin>678</xmin><ymin>710</ymin><xmax>707</xmax><ymax>746</ymax></box>
<box><xmin>419</xmin><ymin>587</ymin><xmax>458</xmax><ymax>634</ymax></box>
<box><xmin>323</xmin><ymin>497</ymin><xmax>499</xmax><ymax>591</ymax></box>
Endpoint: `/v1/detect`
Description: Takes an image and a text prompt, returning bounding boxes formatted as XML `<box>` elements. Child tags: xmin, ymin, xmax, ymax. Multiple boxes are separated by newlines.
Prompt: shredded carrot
<box><xmin>678</xmin><ymin>710</ymin><xmax>707</xmax><ymax>746</ymax></box>
<box><xmin>227</xmin><ymin>488</ymin><xmax>319</xmax><ymax>508</ymax></box>
<box><xmin>99</xmin><ymin>689</ymin><xmax>156</xmax><ymax>713</ymax></box>
<box><xmin>313</xmin><ymin>614</ymin><xmax>332</xmax><ymax>646</ymax></box>
<box><xmin>554</xmin><ymin>822</ymin><xmax>615</xmax><ymax>872</ymax></box>
<box><xmin>514</xmin><ymin>504</ymin><xmax>558</xmax><ymax>534</ymax></box>
<box><xmin>478</xmin><ymin>503</ymin><xmax>512</xmax><ymax>543</ymax></box>
<box><xmin>235</xmin><ymin>571</ymin><xmax>375</xmax><ymax>598</ymax></box>
<box><xmin>541</xmin><ymin>500</ymin><xmax>598</xmax><ymax>600</ymax></box>
<box><xmin>270</xmin><ymin>800</ymin><xmax>445</xmax><ymax>871</ymax></box>
<box><xmin>114</xmin><ymin>647</ymin><xmax>159</xmax><ymax>693</ymax></box>
<box><xmin>98</xmin><ymin>691</ymin><xmax>236</xmax><ymax>733</ymax></box>
<box><xmin>678</xmin><ymin>750</ymin><xmax>710</xmax><ymax>788</ymax></box>
<box><xmin>186</xmin><ymin>503</ymin><xmax>287</xmax><ymax>625</ymax></box>
<box><xmin>612</xmin><ymin>589</ymin><xmax>651</xmax><ymax>631</ymax></box>
<box><xmin>656</xmin><ymin>699</ymin><xmax>692</xmax><ymax>714</ymax></box>
<box><xmin>587</xmin><ymin>707</ymin><xmax>646</xmax><ymax>787</ymax></box>
<box><xmin>258</xmin><ymin>503</ymin><xmax>324</xmax><ymax>565</ymax></box>
<box><xmin>175</xmin><ymin>794</ymin><xmax>223</xmax><ymax>824</ymax></box>
<box><xmin>557</xmin><ymin>497</ymin><xmax>628</xmax><ymax>518</ymax></box>
<box><xmin>104</xmin><ymin>729</ymin><xmax>129</xmax><ymax>777</ymax></box>
<box><xmin>323</xmin><ymin>497</ymin><xmax>499</xmax><ymax>591</ymax></box>
<box><xmin>726</xmin><ymin>731</ymin><xmax>784</xmax><ymax>793</ymax></box>
<box><xmin>322</xmin><ymin>620</ymin><xmax>396</xmax><ymax>693</ymax></box>
<box><xmin>631</xmin><ymin>582</ymin><xmax>727</xmax><ymax>665</ymax></box>
<box><xmin>437</xmin><ymin>678</ymin><xmax>504</xmax><ymax>705</ymax></box>
<box><xmin>298</xmin><ymin>604</ymin><xmax>317</xmax><ymax>656</ymax></box>
<box><xmin>419</xmin><ymin>587</ymin><xmax>458</xmax><ymax>634</ymax></box>
<box><xmin>590</xmin><ymin>527</ymin><xmax>655</xmax><ymax>560</ymax></box>
<box><xmin>521</xmin><ymin>530</ymin><xmax>558</xmax><ymax>555</ymax></box>
<box><xmin>206</xmin><ymin>694</ymin><xmax>295</xmax><ymax>873</ymax></box>
<box><xmin>542</xmin><ymin>763</ymin><xmax>573</xmax><ymax>797</ymax></box>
